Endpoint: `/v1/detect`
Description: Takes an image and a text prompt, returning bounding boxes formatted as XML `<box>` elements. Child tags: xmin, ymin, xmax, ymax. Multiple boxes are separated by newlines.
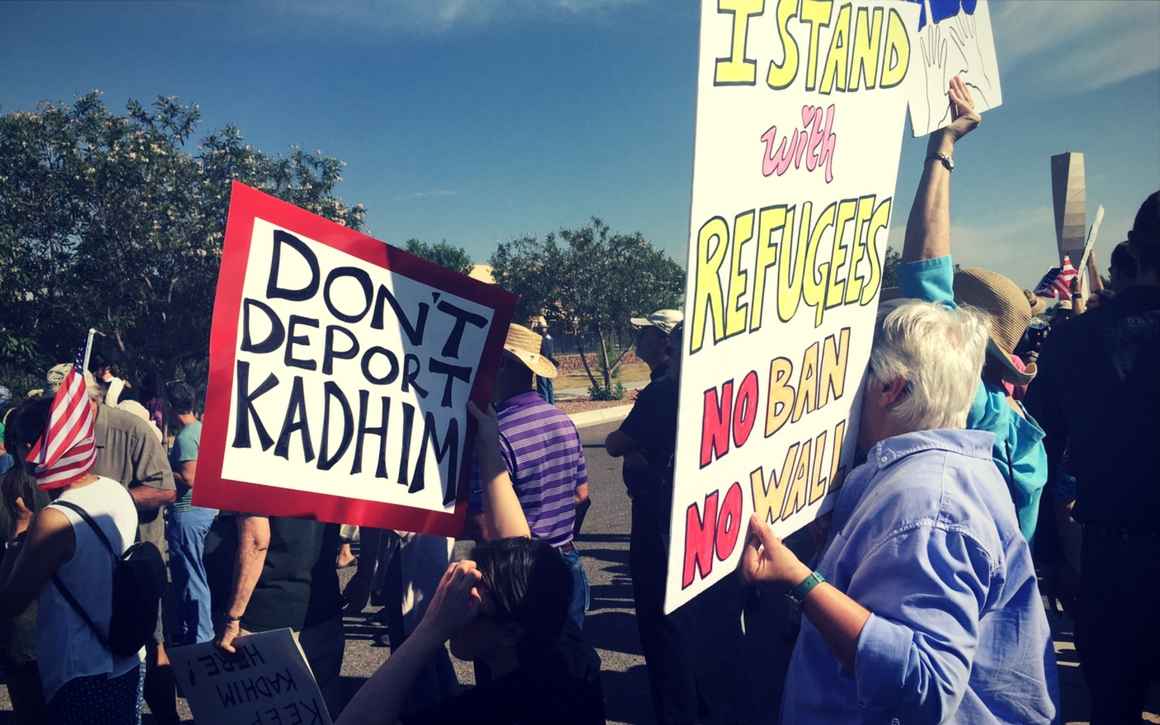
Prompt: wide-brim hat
<box><xmin>953</xmin><ymin>267</ymin><xmax>1037</xmax><ymax>386</ymax></box>
<box><xmin>629</xmin><ymin>309</ymin><xmax>683</xmax><ymax>335</ymax></box>
<box><xmin>504</xmin><ymin>323</ymin><xmax>557</xmax><ymax>379</ymax></box>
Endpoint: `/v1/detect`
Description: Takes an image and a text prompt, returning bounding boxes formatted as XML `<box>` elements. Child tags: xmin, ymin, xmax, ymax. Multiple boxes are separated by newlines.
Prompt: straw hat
<box><xmin>953</xmin><ymin>267</ymin><xmax>1037</xmax><ymax>385</ymax></box>
<box><xmin>629</xmin><ymin>309</ymin><xmax>683</xmax><ymax>334</ymax></box>
<box><xmin>504</xmin><ymin>323</ymin><xmax>557</xmax><ymax>379</ymax></box>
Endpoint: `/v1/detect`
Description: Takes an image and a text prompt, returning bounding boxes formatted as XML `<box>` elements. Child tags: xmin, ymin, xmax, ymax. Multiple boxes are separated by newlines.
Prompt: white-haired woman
<box><xmin>743</xmin><ymin>301</ymin><xmax>1059</xmax><ymax>724</ymax></box>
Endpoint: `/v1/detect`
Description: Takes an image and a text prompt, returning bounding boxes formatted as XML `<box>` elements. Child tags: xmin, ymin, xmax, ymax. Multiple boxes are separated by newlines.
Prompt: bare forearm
<box><xmin>801</xmin><ymin>581</ymin><xmax>872</xmax><ymax>671</ymax></box>
<box><xmin>227</xmin><ymin>523</ymin><xmax>269</xmax><ymax>618</ymax></box>
<box><xmin>130</xmin><ymin>485</ymin><xmax>176</xmax><ymax>511</ymax></box>
<box><xmin>479</xmin><ymin>452</ymin><xmax>531</xmax><ymax>540</ymax></box>
<box><xmin>902</xmin><ymin>133</ymin><xmax>956</xmax><ymax>263</ymax></box>
<box><xmin>337</xmin><ymin>626</ymin><xmax>444</xmax><ymax>725</ymax></box>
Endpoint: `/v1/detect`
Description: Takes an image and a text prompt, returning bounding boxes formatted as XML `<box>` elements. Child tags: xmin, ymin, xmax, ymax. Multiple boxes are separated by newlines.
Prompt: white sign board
<box><xmin>906</xmin><ymin>0</ymin><xmax>1002</xmax><ymax>137</ymax></box>
<box><xmin>667</xmin><ymin>0</ymin><xmax>919</xmax><ymax>614</ymax></box>
<box><xmin>169</xmin><ymin>629</ymin><xmax>333</xmax><ymax>725</ymax></box>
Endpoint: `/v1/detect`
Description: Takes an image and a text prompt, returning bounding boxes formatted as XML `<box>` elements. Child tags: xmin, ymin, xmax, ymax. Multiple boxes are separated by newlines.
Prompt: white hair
<box><xmin>867</xmin><ymin>301</ymin><xmax>988</xmax><ymax>431</ymax></box>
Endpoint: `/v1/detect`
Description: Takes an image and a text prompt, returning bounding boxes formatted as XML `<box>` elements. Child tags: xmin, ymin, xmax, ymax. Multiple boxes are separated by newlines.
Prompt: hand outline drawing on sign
<box><xmin>918</xmin><ymin>18</ymin><xmax>952</xmax><ymax>133</ymax></box>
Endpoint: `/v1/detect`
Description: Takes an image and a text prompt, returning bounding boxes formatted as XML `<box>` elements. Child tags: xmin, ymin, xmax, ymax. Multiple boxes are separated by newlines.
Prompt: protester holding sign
<box><xmin>897</xmin><ymin>76</ymin><xmax>1048</xmax><ymax>542</ymax></box>
<box><xmin>743</xmin><ymin>294</ymin><xmax>1058</xmax><ymax>723</ymax></box>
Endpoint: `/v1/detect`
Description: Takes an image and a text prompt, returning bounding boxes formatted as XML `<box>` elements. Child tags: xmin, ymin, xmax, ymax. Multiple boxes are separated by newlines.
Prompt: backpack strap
<box><xmin>50</xmin><ymin>499</ymin><xmax>116</xmax><ymax>650</ymax></box>
<box><xmin>51</xmin><ymin>500</ymin><xmax>118</xmax><ymax>559</ymax></box>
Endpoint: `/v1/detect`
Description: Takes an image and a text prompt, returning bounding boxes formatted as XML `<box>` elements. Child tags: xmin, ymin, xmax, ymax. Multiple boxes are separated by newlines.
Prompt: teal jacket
<box><xmin>898</xmin><ymin>256</ymin><xmax>1048</xmax><ymax>541</ymax></box>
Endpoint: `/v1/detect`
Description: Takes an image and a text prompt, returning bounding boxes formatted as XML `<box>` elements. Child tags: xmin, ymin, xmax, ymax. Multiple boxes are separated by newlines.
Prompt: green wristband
<box><xmin>787</xmin><ymin>570</ymin><xmax>825</xmax><ymax>605</ymax></box>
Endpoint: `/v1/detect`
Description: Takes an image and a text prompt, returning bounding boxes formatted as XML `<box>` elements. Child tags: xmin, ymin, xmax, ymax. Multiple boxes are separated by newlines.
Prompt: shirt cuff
<box><xmin>898</xmin><ymin>256</ymin><xmax>956</xmax><ymax>306</ymax></box>
<box><xmin>854</xmin><ymin>613</ymin><xmax>913</xmax><ymax>710</ymax></box>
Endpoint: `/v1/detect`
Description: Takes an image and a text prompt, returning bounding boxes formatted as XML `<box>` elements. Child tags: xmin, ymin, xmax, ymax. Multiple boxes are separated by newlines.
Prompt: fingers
<box><xmin>746</xmin><ymin>513</ymin><xmax>778</xmax><ymax>553</ymax></box>
<box><xmin>467</xmin><ymin>400</ymin><xmax>485</xmax><ymax>422</ymax></box>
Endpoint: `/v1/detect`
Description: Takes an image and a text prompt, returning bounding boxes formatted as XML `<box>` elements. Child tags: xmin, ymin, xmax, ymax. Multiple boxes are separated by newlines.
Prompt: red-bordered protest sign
<box><xmin>195</xmin><ymin>182</ymin><xmax>515</xmax><ymax>536</ymax></box>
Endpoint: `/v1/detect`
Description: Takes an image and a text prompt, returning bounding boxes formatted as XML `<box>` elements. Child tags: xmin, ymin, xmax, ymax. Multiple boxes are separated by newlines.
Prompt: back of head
<box><xmin>1129</xmin><ymin>191</ymin><xmax>1160</xmax><ymax>276</ymax></box>
<box><xmin>869</xmin><ymin>301</ymin><xmax>989</xmax><ymax>430</ymax></box>
<box><xmin>166</xmin><ymin>381</ymin><xmax>196</xmax><ymax>415</ymax></box>
<box><xmin>4</xmin><ymin>397</ymin><xmax>54</xmax><ymax>464</ymax></box>
<box><xmin>473</xmin><ymin>537</ymin><xmax>573</xmax><ymax>645</ymax></box>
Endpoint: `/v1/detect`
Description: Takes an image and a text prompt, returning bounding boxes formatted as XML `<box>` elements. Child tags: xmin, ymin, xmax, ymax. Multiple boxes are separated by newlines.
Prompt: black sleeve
<box><xmin>401</xmin><ymin>682</ymin><xmax>519</xmax><ymax>725</ymax></box>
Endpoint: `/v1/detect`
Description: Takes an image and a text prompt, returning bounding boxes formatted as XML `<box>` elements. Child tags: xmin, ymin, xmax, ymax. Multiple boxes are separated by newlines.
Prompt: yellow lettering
<box><xmin>751</xmin><ymin>205</ymin><xmax>786</xmax><ymax>333</ymax></box>
<box><xmin>819</xmin><ymin>3</ymin><xmax>850</xmax><ymax>94</ymax></box>
<box><xmin>765</xmin><ymin>356</ymin><xmax>795</xmax><ymax>437</ymax></box>
<box><xmin>777</xmin><ymin>204</ymin><xmax>807</xmax><ymax>322</ymax></box>
<box><xmin>829</xmin><ymin>419</ymin><xmax>847</xmax><ymax>492</ymax></box>
<box><xmin>803</xmin><ymin>201</ymin><xmax>835</xmax><ymax>326</ymax></box>
<box><xmin>880</xmin><ymin>7</ymin><xmax>910</xmax><ymax>89</ymax></box>
<box><xmin>692</xmin><ymin>216</ymin><xmax>729</xmax><ymax>353</ymax></box>
<box><xmin>825</xmin><ymin>198</ymin><xmax>856</xmax><ymax>308</ymax></box>
<box><xmin>779</xmin><ymin>436</ymin><xmax>812</xmax><ymax>520</ymax></box>
<box><xmin>819</xmin><ymin>327</ymin><xmax>851</xmax><ymax>407</ymax></box>
<box><xmin>844</xmin><ymin>195</ymin><xmax>876</xmax><ymax>304</ymax></box>
<box><xmin>752</xmin><ymin>444</ymin><xmax>798</xmax><ymax>525</ymax></box>
<box><xmin>809</xmin><ymin>429</ymin><xmax>829</xmax><ymax>504</ymax></box>
<box><xmin>859</xmin><ymin>198</ymin><xmax>891</xmax><ymax>304</ymax></box>
<box><xmin>767</xmin><ymin>0</ymin><xmax>800</xmax><ymax>90</ymax></box>
<box><xmin>849</xmin><ymin>6</ymin><xmax>883</xmax><ymax>90</ymax></box>
<box><xmin>715</xmin><ymin>0</ymin><xmax>765</xmax><ymax>85</ymax></box>
<box><xmin>792</xmin><ymin>341</ymin><xmax>819</xmax><ymax>422</ymax></box>
<box><xmin>726</xmin><ymin>210</ymin><xmax>754</xmax><ymax>337</ymax></box>
<box><xmin>800</xmin><ymin>0</ymin><xmax>834</xmax><ymax>92</ymax></box>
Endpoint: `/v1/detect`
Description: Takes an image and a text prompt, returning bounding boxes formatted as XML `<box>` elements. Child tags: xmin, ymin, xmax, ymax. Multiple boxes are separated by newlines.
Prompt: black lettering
<box><xmin>285</xmin><ymin>701</ymin><xmax>305</xmax><ymax>725</ymax></box>
<box><xmin>242</xmin><ymin>676</ymin><xmax>259</xmax><ymax>702</ymax></box>
<box><xmin>274</xmin><ymin>376</ymin><xmax>315</xmax><ymax>462</ymax></box>
<box><xmin>352</xmin><ymin>391</ymin><xmax>390</xmax><ymax>479</ymax></box>
<box><xmin>233</xmin><ymin>361</ymin><xmax>277</xmax><ymax>451</ymax></box>
<box><xmin>216</xmin><ymin>682</ymin><xmax>237</xmax><ymax>708</ymax></box>
<box><xmin>361</xmin><ymin>347</ymin><xmax>399</xmax><ymax>386</ymax></box>
<box><xmin>284</xmin><ymin>315</ymin><xmax>319</xmax><ymax>371</ymax></box>
<box><xmin>397</xmin><ymin>402</ymin><xmax>416</xmax><ymax>486</ymax></box>
<box><xmin>198</xmin><ymin>653</ymin><xmax>220</xmax><ymax>677</ymax></box>
<box><xmin>241</xmin><ymin>642</ymin><xmax>266</xmax><ymax>667</ymax></box>
<box><xmin>255</xmin><ymin>676</ymin><xmax>272</xmax><ymax>699</ymax></box>
<box><xmin>318</xmin><ymin>382</ymin><xmax>353</xmax><ymax>471</ymax></box>
<box><xmin>323</xmin><ymin>266</ymin><xmax>373</xmax><ymax>323</ymax></box>
<box><xmin>322</xmin><ymin>325</ymin><xmax>359</xmax><ymax>375</ymax></box>
<box><xmin>371</xmin><ymin>286</ymin><xmax>429</xmax><ymax>345</ymax></box>
<box><xmin>301</xmin><ymin>698</ymin><xmax>323</xmax><ymax>725</ymax></box>
<box><xmin>267</xmin><ymin>230</ymin><xmax>320</xmax><ymax>302</ymax></box>
<box><xmin>241</xmin><ymin>298</ymin><xmax>286</xmax><ymax>354</ymax></box>
<box><xmin>436</xmin><ymin>300</ymin><xmax>488</xmax><ymax>358</ymax></box>
<box><xmin>428</xmin><ymin>358</ymin><xmax>472</xmax><ymax>408</ymax></box>
<box><xmin>411</xmin><ymin>413</ymin><xmax>460</xmax><ymax>503</ymax></box>
<box><xmin>402</xmin><ymin>353</ymin><xmax>429</xmax><ymax>398</ymax></box>
<box><xmin>265</xmin><ymin>706</ymin><xmax>283</xmax><ymax>724</ymax></box>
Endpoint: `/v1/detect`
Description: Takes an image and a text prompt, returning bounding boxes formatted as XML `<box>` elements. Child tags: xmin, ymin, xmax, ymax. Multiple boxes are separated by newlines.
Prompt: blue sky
<box><xmin>2</xmin><ymin>0</ymin><xmax>1157</xmax><ymax>288</ymax></box>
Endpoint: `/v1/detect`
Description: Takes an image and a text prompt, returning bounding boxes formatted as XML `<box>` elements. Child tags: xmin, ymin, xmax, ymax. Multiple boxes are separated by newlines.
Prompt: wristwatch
<box><xmin>787</xmin><ymin>570</ymin><xmax>826</xmax><ymax>605</ymax></box>
<box><xmin>927</xmin><ymin>152</ymin><xmax>954</xmax><ymax>172</ymax></box>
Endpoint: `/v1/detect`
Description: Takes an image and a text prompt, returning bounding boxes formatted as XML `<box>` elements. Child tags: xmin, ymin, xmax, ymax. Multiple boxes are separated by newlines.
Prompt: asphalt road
<box><xmin>3</xmin><ymin>415</ymin><xmax>1156</xmax><ymax>724</ymax></box>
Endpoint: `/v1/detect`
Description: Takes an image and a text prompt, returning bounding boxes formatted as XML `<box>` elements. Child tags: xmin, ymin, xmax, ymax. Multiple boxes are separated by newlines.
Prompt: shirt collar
<box><xmin>865</xmin><ymin>428</ymin><xmax>995</xmax><ymax>473</ymax></box>
<box><xmin>497</xmin><ymin>391</ymin><xmax>544</xmax><ymax>412</ymax></box>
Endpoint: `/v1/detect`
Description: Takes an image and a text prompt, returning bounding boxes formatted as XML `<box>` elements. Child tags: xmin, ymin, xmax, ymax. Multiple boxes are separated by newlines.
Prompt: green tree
<box><xmin>491</xmin><ymin>218</ymin><xmax>684</xmax><ymax>397</ymax></box>
<box><xmin>402</xmin><ymin>238</ymin><xmax>474</xmax><ymax>274</ymax></box>
<box><xmin>0</xmin><ymin>92</ymin><xmax>365</xmax><ymax>393</ymax></box>
<box><xmin>882</xmin><ymin>246</ymin><xmax>902</xmax><ymax>289</ymax></box>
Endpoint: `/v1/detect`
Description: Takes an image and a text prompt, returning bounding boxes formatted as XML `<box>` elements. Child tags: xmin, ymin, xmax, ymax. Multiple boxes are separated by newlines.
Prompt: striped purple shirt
<box><xmin>470</xmin><ymin>391</ymin><xmax>588</xmax><ymax>547</ymax></box>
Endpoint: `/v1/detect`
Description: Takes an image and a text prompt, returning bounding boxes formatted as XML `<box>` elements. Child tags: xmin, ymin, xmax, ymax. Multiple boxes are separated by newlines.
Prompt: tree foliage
<box><xmin>0</xmin><ymin>92</ymin><xmax>365</xmax><ymax>393</ymax></box>
<box><xmin>882</xmin><ymin>246</ymin><xmax>902</xmax><ymax>289</ymax></box>
<box><xmin>402</xmin><ymin>238</ymin><xmax>474</xmax><ymax>275</ymax></box>
<box><xmin>490</xmin><ymin>218</ymin><xmax>684</xmax><ymax>394</ymax></box>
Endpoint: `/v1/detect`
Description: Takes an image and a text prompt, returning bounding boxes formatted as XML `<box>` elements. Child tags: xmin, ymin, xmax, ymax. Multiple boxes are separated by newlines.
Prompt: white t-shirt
<box><xmin>37</xmin><ymin>476</ymin><xmax>142</xmax><ymax>701</ymax></box>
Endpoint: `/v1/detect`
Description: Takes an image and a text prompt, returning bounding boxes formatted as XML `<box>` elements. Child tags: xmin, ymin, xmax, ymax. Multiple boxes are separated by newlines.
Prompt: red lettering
<box><xmin>700</xmin><ymin>382</ymin><xmax>734</xmax><ymax>467</ymax></box>
<box><xmin>682</xmin><ymin>491</ymin><xmax>719</xmax><ymax>588</ymax></box>
<box><xmin>715</xmin><ymin>482</ymin><xmax>744</xmax><ymax>561</ymax></box>
<box><xmin>732</xmin><ymin>371</ymin><xmax>760</xmax><ymax>449</ymax></box>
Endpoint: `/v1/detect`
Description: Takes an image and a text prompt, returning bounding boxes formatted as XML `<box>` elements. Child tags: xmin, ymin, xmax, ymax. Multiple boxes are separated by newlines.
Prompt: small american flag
<box><xmin>1034</xmin><ymin>255</ymin><xmax>1079</xmax><ymax>301</ymax></box>
<box><xmin>25</xmin><ymin>349</ymin><xmax>97</xmax><ymax>490</ymax></box>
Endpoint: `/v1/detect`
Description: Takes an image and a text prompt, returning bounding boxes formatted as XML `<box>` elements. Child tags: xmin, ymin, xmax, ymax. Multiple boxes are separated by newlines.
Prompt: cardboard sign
<box><xmin>169</xmin><ymin>629</ymin><xmax>332</xmax><ymax>725</ymax></box>
<box><xmin>666</xmin><ymin>0</ymin><xmax>918</xmax><ymax>613</ymax></box>
<box><xmin>906</xmin><ymin>0</ymin><xmax>1002</xmax><ymax>137</ymax></box>
<box><xmin>196</xmin><ymin>182</ymin><xmax>515</xmax><ymax>536</ymax></box>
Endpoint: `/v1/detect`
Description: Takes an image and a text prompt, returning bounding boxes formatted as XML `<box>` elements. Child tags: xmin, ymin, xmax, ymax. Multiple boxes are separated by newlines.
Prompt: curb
<box><xmin>567</xmin><ymin>404</ymin><xmax>633</xmax><ymax>429</ymax></box>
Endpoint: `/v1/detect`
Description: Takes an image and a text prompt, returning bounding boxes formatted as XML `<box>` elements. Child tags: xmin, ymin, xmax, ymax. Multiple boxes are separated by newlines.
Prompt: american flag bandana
<box><xmin>1034</xmin><ymin>255</ymin><xmax>1079</xmax><ymax>301</ymax></box>
<box><xmin>25</xmin><ymin>350</ymin><xmax>97</xmax><ymax>490</ymax></box>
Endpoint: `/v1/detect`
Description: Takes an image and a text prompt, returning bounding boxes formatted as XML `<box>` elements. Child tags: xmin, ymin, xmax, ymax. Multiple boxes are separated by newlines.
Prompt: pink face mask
<box><xmin>1001</xmin><ymin>354</ymin><xmax>1030</xmax><ymax>400</ymax></box>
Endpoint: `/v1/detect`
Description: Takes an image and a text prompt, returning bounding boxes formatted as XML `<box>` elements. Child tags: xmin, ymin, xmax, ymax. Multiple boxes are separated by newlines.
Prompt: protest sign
<box><xmin>169</xmin><ymin>629</ymin><xmax>332</xmax><ymax>725</ymax></box>
<box><xmin>196</xmin><ymin>182</ymin><xmax>515</xmax><ymax>536</ymax></box>
<box><xmin>666</xmin><ymin>0</ymin><xmax>918</xmax><ymax>613</ymax></box>
<box><xmin>906</xmin><ymin>0</ymin><xmax>1002</xmax><ymax>137</ymax></box>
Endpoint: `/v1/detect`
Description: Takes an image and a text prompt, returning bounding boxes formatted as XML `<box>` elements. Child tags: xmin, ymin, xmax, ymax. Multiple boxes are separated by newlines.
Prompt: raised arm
<box><xmin>215</xmin><ymin>513</ymin><xmax>271</xmax><ymax>653</ymax></box>
<box><xmin>902</xmin><ymin>76</ymin><xmax>982</xmax><ymax>263</ymax></box>
<box><xmin>468</xmin><ymin>402</ymin><xmax>531</xmax><ymax>540</ymax></box>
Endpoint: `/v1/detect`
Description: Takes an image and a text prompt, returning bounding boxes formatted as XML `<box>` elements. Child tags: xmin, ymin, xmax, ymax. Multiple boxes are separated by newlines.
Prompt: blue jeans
<box><xmin>560</xmin><ymin>547</ymin><xmax>589</xmax><ymax>629</ymax></box>
<box><xmin>164</xmin><ymin>506</ymin><xmax>217</xmax><ymax>646</ymax></box>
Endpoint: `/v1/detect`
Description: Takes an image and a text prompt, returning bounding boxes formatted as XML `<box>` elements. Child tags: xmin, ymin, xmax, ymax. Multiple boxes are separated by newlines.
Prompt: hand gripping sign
<box><xmin>195</xmin><ymin>182</ymin><xmax>515</xmax><ymax>536</ymax></box>
<box><xmin>666</xmin><ymin>0</ymin><xmax>918</xmax><ymax>613</ymax></box>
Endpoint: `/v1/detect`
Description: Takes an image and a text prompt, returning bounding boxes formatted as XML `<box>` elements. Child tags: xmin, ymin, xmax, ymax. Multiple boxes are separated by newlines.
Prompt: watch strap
<box><xmin>788</xmin><ymin>570</ymin><xmax>825</xmax><ymax>605</ymax></box>
<box><xmin>927</xmin><ymin>152</ymin><xmax>954</xmax><ymax>171</ymax></box>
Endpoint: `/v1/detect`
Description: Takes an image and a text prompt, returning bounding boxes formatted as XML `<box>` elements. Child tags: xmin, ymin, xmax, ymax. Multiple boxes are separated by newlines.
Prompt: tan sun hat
<box><xmin>953</xmin><ymin>267</ymin><xmax>1037</xmax><ymax>386</ymax></box>
<box><xmin>504</xmin><ymin>323</ymin><xmax>557</xmax><ymax>379</ymax></box>
<box><xmin>629</xmin><ymin>309</ymin><xmax>683</xmax><ymax>334</ymax></box>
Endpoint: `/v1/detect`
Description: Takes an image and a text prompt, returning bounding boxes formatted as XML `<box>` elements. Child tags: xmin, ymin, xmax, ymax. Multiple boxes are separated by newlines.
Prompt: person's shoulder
<box><xmin>102</xmin><ymin>404</ymin><xmax>156</xmax><ymax>437</ymax></box>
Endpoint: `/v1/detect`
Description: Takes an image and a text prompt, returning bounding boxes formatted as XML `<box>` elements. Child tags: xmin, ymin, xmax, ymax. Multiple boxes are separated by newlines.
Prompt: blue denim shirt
<box><xmin>898</xmin><ymin>256</ymin><xmax>1048</xmax><ymax>541</ymax></box>
<box><xmin>781</xmin><ymin>430</ymin><xmax>1059</xmax><ymax>724</ymax></box>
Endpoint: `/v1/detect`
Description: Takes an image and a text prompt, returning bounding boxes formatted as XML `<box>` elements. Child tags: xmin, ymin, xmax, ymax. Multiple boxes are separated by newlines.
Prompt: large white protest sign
<box><xmin>906</xmin><ymin>0</ymin><xmax>1002</xmax><ymax>137</ymax></box>
<box><xmin>169</xmin><ymin>629</ymin><xmax>332</xmax><ymax>725</ymax></box>
<box><xmin>196</xmin><ymin>182</ymin><xmax>515</xmax><ymax>536</ymax></box>
<box><xmin>666</xmin><ymin>0</ymin><xmax>918</xmax><ymax>613</ymax></box>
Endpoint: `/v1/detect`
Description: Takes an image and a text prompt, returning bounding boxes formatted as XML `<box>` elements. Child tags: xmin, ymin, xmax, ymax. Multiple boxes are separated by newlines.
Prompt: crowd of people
<box><xmin>0</xmin><ymin>79</ymin><xmax>1157</xmax><ymax>724</ymax></box>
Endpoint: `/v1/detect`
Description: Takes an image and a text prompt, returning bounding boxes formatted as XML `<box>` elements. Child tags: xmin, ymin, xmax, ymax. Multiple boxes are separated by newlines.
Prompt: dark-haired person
<box><xmin>1025</xmin><ymin>191</ymin><xmax>1160</xmax><ymax>725</ymax></box>
<box><xmin>338</xmin><ymin>402</ymin><xmax>605</xmax><ymax>725</ymax></box>
<box><xmin>0</xmin><ymin>397</ymin><xmax>143</xmax><ymax>722</ymax></box>
<box><xmin>163</xmin><ymin>382</ymin><xmax>217</xmax><ymax>646</ymax></box>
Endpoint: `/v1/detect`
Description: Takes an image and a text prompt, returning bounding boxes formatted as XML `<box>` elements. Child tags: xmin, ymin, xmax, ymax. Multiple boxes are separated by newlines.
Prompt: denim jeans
<box><xmin>164</xmin><ymin>506</ymin><xmax>217</xmax><ymax>646</ymax></box>
<box><xmin>559</xmin><ymin>547</ymin><xmax>589</xmax><ymax>629</ymax></box>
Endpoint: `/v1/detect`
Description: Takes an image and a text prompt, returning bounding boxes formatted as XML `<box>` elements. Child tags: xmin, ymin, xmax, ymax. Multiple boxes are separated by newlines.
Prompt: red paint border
<box><xmin>194</xmin><ymin>182</ymin><xmax>515</xmax><ymax>536</ymax></box>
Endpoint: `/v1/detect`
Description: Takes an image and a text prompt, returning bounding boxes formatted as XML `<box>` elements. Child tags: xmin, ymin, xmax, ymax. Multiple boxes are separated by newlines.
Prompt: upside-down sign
<box><xmin>196</xmin><ymin>182</ymin><xmax>515</xmax><ymax>536</ymax></box>
<box><xmin>666</xmin><ymin>0</ymin><xmax>918</xmax><ymax>613</ymax></box>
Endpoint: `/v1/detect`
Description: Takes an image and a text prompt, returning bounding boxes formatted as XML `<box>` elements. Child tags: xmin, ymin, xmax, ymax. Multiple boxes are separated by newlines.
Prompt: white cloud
<box><xmin>268</xmin><ymin>0</ymin><xmax>642</xmax><ymax>33</ymax></box>
<box><xmin>992</xmin><ymin>0</ymin><xmax>1160</xmax><ymax>93</ymax></box>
